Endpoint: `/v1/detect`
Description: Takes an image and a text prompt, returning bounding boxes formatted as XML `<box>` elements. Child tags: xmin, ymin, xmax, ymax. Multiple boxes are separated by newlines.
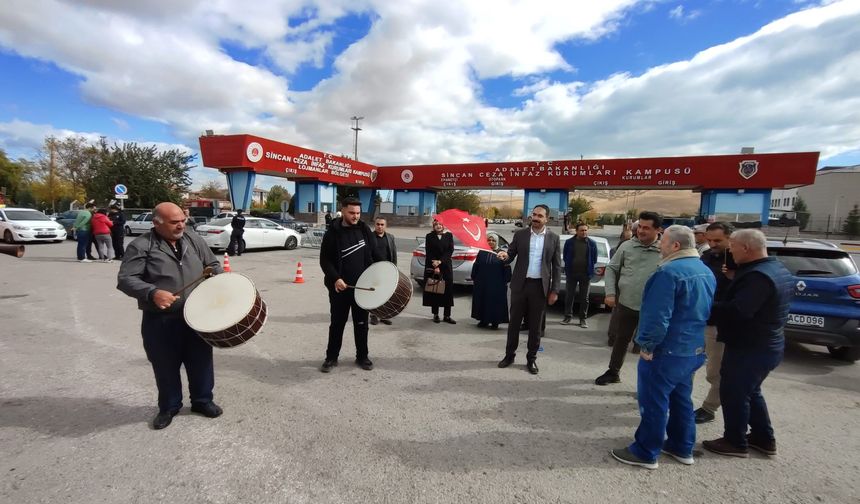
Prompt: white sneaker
<box><xmin>661</xmin><ymin>449</ymin><xmax>694</xmax><ymax>465</ymax></box>
<box><xmin>79</xmin><ymin>259</ymin><xmax>92</xmax><ymax>263</ymax></box>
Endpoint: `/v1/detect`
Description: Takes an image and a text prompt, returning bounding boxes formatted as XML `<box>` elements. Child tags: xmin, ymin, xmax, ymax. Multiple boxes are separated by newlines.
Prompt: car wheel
<box><xmin>124</xmin><ymin>226</ymin><xmax>133</xmax><ymax>236</ymax></box>
<box><xmin>3</xmin><ymin>230</ymin><xmax>14</xmax><ymax>244</ymax></box>
<box><xmin>284</xmin><ymin>236</ymin><xmax>298</xmax><ymax>250</ymax></box>
<box><xmin>68</xmin><ymin>230</ymin><xmax>77</xmax><ymax>241</ymax></box>
<box><xmin>827</xmin><ymin>345</ymin><xmax>860</xmax><ymax>363</ymax></box>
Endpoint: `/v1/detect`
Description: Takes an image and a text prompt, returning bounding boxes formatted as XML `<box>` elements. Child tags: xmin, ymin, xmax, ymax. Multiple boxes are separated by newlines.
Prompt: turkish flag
<box><xmin>433</xmin><ymin>209</ymin><xmax>491</xmax><ymax>250</ymax></box>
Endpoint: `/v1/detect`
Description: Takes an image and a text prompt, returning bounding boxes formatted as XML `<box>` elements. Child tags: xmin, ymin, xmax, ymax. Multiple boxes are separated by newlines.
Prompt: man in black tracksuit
<box><xmin>108</xmin><ymin>204</ymin><xmax>126</xmax><ymax>259</ymax></box>
<box><xmin>319</xmin><ymin>197</ymin><xmax>384</xmax><ymax>373</ymax></box>
<box><xmin>228</xmin><ymin>209</ymin><xmax>246</xmax><ymax>256</ymax></box>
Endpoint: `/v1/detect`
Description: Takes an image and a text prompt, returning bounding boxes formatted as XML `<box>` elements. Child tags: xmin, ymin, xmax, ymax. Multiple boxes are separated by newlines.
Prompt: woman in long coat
<box><xmin>470</xmin><ymin>234</ymin><xmax>510</xmax><ymax>329</ymax></box>
<box><xmin>423</xmin><ymin>219</ymin><xmax>456</xmax><ymax>324</ymax></box>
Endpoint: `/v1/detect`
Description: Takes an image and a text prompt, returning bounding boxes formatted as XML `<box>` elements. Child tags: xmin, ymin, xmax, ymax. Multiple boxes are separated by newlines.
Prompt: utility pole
<box><xmin>48</xmin><ymin>138</ymin><xmax>56</xmax><ymax>214</ymax></box>
<box><xmin>351</xmin><ymin>116</ymin><xmax>364</xmax><ymax>161</ymax></box>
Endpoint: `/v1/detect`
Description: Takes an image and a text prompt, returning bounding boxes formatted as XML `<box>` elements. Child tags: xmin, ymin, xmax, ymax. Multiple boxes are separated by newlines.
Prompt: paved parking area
<box><xmin>1</xmin><ymin>239</ymin><xmax>859</xmax><ymax>503</ymax></box>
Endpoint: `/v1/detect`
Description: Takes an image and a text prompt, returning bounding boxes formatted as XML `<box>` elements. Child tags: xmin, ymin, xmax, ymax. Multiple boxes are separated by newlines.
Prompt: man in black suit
<box><xmin>497</xmin><ymin>204</ymin><xmax>562</xmax><ymax>374</ymax></box>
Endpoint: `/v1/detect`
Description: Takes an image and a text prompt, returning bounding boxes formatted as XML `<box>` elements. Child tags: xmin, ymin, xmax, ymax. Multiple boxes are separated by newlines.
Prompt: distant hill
<box><xmin>479</xmin><ymin>189</ymin><xmax>699</xmax><ymax>216</ymax></box>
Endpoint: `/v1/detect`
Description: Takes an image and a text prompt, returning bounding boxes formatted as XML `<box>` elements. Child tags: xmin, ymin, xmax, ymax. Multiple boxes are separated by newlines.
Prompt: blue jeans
<box><xmin>719</xmin><ymin>347</ymin><xmax>782</xmax><ymax>447</ymax></box>
<box><xmin>629</xmin><ymin>353</ymin><xmax>706</xmax><ymax>462</ymax></box>
<box><xmin>75</xmin><ymin>230</ymin><xmax>90</xmax><ymax>260</ymax></box>
<box><xmin>141</xmin><ymin>312</ymin><xmax>214</xmax><ymax>413</ymax></box>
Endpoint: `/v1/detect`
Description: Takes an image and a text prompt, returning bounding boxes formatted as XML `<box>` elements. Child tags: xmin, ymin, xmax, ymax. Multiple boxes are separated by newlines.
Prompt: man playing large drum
<box><xmin>117</xmin><ymin>202</ymin><xmax>224</xmax><ymax>430</ymax></box>
<box><xmin>319</xmin><ymin>197</ymin><xmax>385</xmax><ymax>373</ymax></box>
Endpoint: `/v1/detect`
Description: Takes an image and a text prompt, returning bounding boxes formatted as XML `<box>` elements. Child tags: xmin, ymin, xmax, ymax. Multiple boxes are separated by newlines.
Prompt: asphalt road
<box><xmin>1</xmin><ymin>238</ymin><xmax>859</xmax><ymax>504</ymax></box>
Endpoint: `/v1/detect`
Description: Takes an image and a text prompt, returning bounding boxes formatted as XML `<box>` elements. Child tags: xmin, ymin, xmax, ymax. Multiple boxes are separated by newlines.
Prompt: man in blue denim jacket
<box><xmin>611</xmin><ymin>225</ymin><xmax>716</xmax><ymax>469</ymax></box>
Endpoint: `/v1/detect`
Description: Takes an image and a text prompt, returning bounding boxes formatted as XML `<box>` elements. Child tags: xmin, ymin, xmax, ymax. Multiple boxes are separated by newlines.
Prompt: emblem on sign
<box><xmin>246</xmin><ymin>142</ymin><xmax>264</xmax><ymax>162</ymax></box>
<box><xmin>401</xmin><ymin>169</ymin><xmax>414</xmax><ymax>183</ymax></box>
<box><xmin>739</xmin><ymin>160</ymin><xmax>758</xmax><ymax>180</ymax></box>
<box><xmin>370</xmin><ymin>169</ymin><xmax>378</xmax><ymax>183</ymax></box>
<box><xmin>796</xmin><ymin>280</ymin><xmax>806</xmax><ymax>292</ymax></box>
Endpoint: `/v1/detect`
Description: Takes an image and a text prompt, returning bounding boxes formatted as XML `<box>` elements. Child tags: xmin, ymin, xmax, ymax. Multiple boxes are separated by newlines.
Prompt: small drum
<box><xmin>354</xmin><ymin>261</ymin><xmax>413</xmax><ymax>320</ymax></box>
<box><xmin>183</xmin><ymin>273</ymin><xmax>268</xmax><ymax>348</ymax></box>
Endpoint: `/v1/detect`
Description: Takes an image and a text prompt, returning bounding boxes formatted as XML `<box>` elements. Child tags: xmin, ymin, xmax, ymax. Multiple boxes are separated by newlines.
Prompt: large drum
<box><xmin>354</xmin><ymin>261</ymin><xmax>413</xmax><ymax>320</ymax></box>
<box><xmin>183</xmin><ymin>273</ymin><xmax>268</xmax><ymax>348</ymax></box>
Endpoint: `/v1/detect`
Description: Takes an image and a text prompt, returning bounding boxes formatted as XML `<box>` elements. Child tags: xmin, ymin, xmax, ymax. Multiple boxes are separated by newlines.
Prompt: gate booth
<box><xmin>198</xmin><ymin>134</ymin><xmax>819</xmax><ymax>227</ymax></box>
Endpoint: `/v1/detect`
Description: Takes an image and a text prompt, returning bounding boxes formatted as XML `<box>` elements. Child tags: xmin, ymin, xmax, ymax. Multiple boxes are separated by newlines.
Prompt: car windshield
<box><xmin>4</xmin><ymin>210</ymin><xmax>52</xmax><ymax>221</ymax></box>
<box><xmin>769</xmin><ymin>248</ymin><xmax>858</xmax><ymax>277</ymax></box>
<box><xmin>208</xmin><ymin>218</ymin><xmax>232</xmax><ymax>226</ymax></box>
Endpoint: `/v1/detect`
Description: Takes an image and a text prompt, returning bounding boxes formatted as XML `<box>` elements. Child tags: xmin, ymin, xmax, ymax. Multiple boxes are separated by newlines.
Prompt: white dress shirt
<box><xmin>527</xmin><ymin>226</ymin><xmax>546</xmax><ymax>279</ymax></box>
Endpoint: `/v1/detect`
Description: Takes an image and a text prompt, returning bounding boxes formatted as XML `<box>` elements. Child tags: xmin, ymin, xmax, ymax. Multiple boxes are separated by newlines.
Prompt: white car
<box><xmin>0</xmin><ymin>207</ymin><xmax>68</xmax><ymax>243</ymax></box>
<box><xmin>196</xmin><ymin>217</ymin><xmax>301</xmax><ymax>251</ymax></box>
<box><xmin>125</xmin><ymin>212</ymin><xmax>154</xmax><ymax>236</ymax></box>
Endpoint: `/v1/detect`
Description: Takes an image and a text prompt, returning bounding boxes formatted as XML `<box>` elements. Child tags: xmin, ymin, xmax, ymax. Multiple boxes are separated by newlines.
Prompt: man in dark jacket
<box><xmin>694</xmin><ymin>222</ymin><xmax>736</xmax><ymax>424</ymax></box>
<box><xmin>319</xmin><ymin>197</ymin><xmax>384</xmax><ymax>373</ymax></box>
<box><xmin>703</xmin><ymin>229</ymin><xmax>792</xmax><ymax>458</ymax></box>
<box><xmin>108</xmin><ymin>204</ymin><xmax>126</xmax><ymax>259</ymax></box>
<box><xmin>370</xmin><ymin>217</ymin><xmax>397</xmax><ymax>326</ymax></box>
<box><xmin>561</xmin><ymin>222</ymin><xmax>598</xmax><ymax>328</ymax></box>
<box><xmin>117</xmin><ymin>202</ymin><xmax>223</xmax><ymax>430</ymax></box>
<box><xmin>227</xmin><ymin>209</ymin><xmax>246</xmax><ymax>256</ymax></box>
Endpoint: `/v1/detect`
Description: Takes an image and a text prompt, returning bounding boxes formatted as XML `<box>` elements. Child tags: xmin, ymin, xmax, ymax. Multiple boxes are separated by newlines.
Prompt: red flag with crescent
<box><xmin>433</xmin><ymin>209</ymin><xmax>490</xmax><ymax>250</ymax></box>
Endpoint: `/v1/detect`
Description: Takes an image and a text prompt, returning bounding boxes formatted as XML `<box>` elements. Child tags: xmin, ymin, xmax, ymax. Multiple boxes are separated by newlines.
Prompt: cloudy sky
<box><xmin>1</xmin><ymin>0</ymin><xmax>859</xmax><ymax>191</ymax></box>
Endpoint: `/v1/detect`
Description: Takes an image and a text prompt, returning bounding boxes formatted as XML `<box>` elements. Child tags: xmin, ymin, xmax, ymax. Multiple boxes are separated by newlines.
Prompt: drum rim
<box><xmin>183</xmin><ymin>272</ymin><xmax>260</xmax><ymax>333</ymax></box>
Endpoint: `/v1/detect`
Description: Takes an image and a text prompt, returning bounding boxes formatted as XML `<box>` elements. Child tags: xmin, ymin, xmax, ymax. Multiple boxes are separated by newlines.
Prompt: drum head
<box><xmin>184</xmin><ymin>273</ymin><xmax>258</xmax><ymax>332</ymax></box>
<box><xmin>354</xmin><ymin>261</ymin><xmax>400</xmax><ymax>310</ymax></box>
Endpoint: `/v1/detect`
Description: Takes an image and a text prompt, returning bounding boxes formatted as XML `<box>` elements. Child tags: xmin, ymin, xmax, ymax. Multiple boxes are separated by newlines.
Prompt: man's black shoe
<box><xmin>579</xmin><ymin>318</ymin><xmax>588</xmax><ymax>328</ymax></box>
<box><xmin>560</xmin><ymin>316</ymin><xmax>573</xmax><ymax>325</ymax></box>
<box><xmin>380</xmin><ymin>319</ymin><xmax>392</xmax><ymax>325</ymax></box>
<box><xmin>190</xmin><ymin>401</ymin><xmax>223</xmax><ymax>418</ymax></box>
<box><xmin>443</xmin><ymin>317</ymin><xmax>457</xmax><ymax>324</ymax></box>
<box><xmin>490</xmin><ymin>323</ymin><xmax>498</xmax><ymax>330</ymax></box>
<box><xmin>433</xmin><ymin>315</ymin><xmax>441</xmax><ymax>323</ymax></box>
<box><xmin>152</xmin><ymin>410</ymin><xmax>178</xmax><ymax>430</ymax></box>
<box><xmin>356</xmin><ymin>357</ymin><xmax>374</xmax><ymax>370</ymax></box>
<box><xmin>527</xmin><ymin>361</ymin><xmax>539</xmax><ymax>375</ymax></box>
<box><xmin>595</xmin><ymin>370</ymin><xmax>621</xmax><ymax>385</ymax></box>
<box><xmin>320</xmin><ymin>359</ymin><xmax>338</xmax><ymax>373</ymax></box>
<box><xmin>497</xmin><ymin>355</ymin><xmax>515</xmax><ymax>368</ymax></box>
<box><xmin>370</xmin><ymin>315</ymin><xmax>379</xmax><ymax>325</ymax></box>
<box><xmin>694</xmin><ymin>408</ymin><xmax>716</xmax><ymax>424</ymax></box>
<box><xmin>747</xmin><ymin>434</ymin><xmax>777</xmax><ymax>456</ymax></box>
<box><xmin>477</xmin><ymin>321</ymin><xmax>488</xmax><ymax>328</ymax></box>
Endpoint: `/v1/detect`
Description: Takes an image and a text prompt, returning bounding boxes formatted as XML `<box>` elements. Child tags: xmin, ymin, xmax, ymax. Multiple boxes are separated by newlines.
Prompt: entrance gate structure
<box><xmin>198</xmin><ymin>134</ymin><xmax>818</xmax><ymax>226</ymax></box>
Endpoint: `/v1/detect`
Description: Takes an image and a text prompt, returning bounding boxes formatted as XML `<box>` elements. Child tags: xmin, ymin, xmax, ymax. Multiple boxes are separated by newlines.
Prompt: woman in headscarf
<box><xmin>470</xmin><ymin>234</ymin><xmax>510</xmax><ymax>329</ymax></box>
<box><xmin>423</xmin><ymin>219</ymin><xmax>456</xmax><ymax>323</ymax></box>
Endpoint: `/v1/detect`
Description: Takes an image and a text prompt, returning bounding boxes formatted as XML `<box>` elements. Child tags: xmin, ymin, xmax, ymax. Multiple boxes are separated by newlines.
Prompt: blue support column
<box><xmin>296</xmin><ymin>182</ymin><xmax>324</xmax><ymax>214</ymax></box>
<box><xmin>357</xmin><ymin>188</ymin><xmax>378</xmax><ymax>215</ymax></box>
<box><xmin>524</xmin><ymin>189</ymin><xmax>568</xmax><ymax>219</ymax></box>
<box><xmin>225</xmin><ymin>171</ymin><xmax>256</xmax><ymax>211</ymax></box>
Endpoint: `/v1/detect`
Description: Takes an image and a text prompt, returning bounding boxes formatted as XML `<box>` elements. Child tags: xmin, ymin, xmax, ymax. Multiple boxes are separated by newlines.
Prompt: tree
<box><xmin>436</xmin><ymin>190</ymin><xmax>482</xmax><ymax>214</ymax></box>
<box><xmin>568</xmin><ymin>195</ymin><xmax>594</xmax><ymax>221</ymax></box>
<box><xmin>626</xmin><ymin>208</ymin><xmax>640</xmax><ymax>220</ymax></box>
<box><xmin>198</xmin><ymin>180</ymin><xmax>228</xmax><ymax>200</ymax></box>
<box><xmin>843</xmin><ymin>204</ymin><xmax>860</xmax><ymax>238</ymax></box>
<box><xmin>84</xmin><ymin>140</ymin><xmax>194</xmax><ymax>208</ymax></box>
<box><xmin>792</xmin><ymin>196</ymin><xmax>810</xmax><ymax>230</ymax></box>
<box><xmin>265</xmin><ymin>185</ymin><xmax>292</xmax><ymax>212</ymax></box>
<box><xmin>0</xmin><ymin>150</ymin><xmax>29</xmax><ymax>204</ymax></box>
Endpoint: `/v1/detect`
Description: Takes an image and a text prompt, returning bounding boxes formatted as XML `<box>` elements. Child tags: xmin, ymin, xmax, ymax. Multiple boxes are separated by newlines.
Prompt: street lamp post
<box><xmin>351</xmin><ymin>116</ymin><xmax>364</xmax><ymax>161</ymax></box>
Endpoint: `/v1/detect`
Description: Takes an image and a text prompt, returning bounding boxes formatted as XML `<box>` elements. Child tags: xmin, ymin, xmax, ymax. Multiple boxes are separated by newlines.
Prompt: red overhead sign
<box><xmin>199</xmin><ymin>135</ymin><xmax>818</xmax><ymax>191</ymax></box>
<box><xmin>199</xmin><ymin>134</ymin><xmax>378</xmax><ymax>186</ymax></box>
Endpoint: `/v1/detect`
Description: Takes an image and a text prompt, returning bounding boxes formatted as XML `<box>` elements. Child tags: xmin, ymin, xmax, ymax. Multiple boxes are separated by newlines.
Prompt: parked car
<box><xmin>196</xmin><ymin>217</ymin><xmax>301</xmax><ymax>251</ymax></box>
<box><xmin>411</xmin><ymin>234</ymin><xmax>510</xmax><ymax>286</ymax></box>
<box><xmin>0</xmin><ymin>207</ymin><xmax>67</xmax><ymax>243</ymax></box>
<box><xmin>558</xmin><ymin>235</ymin><xmax>612</xmax><ymax>308</ymax></box>
<box><xmin>124</xmin><ymin>212</ymin><xmax>155</xmax><ymax>236</ymax></box>
<box><xmin>261</xmin><ymin>213</ymin><xmax>309</xmax><ymax>233</ymax></box>
<box><xmin>55</xmin><ymin>210</ymin><xmax>83</xmax><ymax>240</ymax></box>
<box><xmin>768</xmin><ymin>239</ymin><xmax>860</xmax><ymax>362</ymax></box>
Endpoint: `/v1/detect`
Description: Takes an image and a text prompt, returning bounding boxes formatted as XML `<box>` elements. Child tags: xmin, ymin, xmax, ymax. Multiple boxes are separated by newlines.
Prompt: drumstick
<box><xmin>173</xmin><ymin>266</ymin><xmax>214</xmax><ymax>296</ymax></box>
<box><xmin>347</xmin><ymin>285</ymin><xmax>376</xmax><ymax>291</ymax></box>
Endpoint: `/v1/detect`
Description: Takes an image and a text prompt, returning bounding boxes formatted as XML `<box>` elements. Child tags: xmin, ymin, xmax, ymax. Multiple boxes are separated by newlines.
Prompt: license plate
<box><xmin>787</xmin><ymin>313</ymin><xmax>825</xmax><ymax>328</ymax></box>
<box><xmin>37</xmin><ymin>232</ymin><xmax>52</xmax><ymax>236</ymax></box>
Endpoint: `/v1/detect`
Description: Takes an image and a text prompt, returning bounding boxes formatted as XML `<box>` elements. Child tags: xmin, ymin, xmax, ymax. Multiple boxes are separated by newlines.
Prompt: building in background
<box><xmin>797</xmin><ymin>165</ymin><xmax>860</xmax><ymax>233</ymax></box>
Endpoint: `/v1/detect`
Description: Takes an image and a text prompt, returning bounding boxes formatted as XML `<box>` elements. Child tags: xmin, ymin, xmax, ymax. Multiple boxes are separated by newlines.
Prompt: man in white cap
<box><xmin>693</xmin><ymin>224</ymin><xmax>710</xmax><ymax>256</ymax></box>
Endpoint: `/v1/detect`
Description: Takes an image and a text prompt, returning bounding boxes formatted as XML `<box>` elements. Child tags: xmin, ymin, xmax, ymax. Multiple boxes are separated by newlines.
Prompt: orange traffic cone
<box><xmin>223</xmin><ymin>252</ymin><xmax>232</xmax><ymax>272</ymax></box>
<box><xmin>294</xmin><ymin>261</ymin><xmax>304</xmax><ymax>283</ymax></box>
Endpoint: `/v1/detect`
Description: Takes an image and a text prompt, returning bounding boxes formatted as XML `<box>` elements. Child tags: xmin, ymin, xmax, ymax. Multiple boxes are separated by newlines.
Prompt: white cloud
<box><xmin>0</xmin><ymin>0</ymin><xmax>858</xmax><ymax>193</ymax></box>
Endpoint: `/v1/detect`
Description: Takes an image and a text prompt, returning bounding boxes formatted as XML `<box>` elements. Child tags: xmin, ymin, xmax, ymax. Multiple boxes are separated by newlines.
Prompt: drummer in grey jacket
<box><xmin>370</xmin><ymin>217</ymin><xmax>397</xmax><ymax>326</ymax></box>
<box><xmin>117</xmin><ymin>202</ymin><xmax>223</xmax><ymax>430</ymax></box>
